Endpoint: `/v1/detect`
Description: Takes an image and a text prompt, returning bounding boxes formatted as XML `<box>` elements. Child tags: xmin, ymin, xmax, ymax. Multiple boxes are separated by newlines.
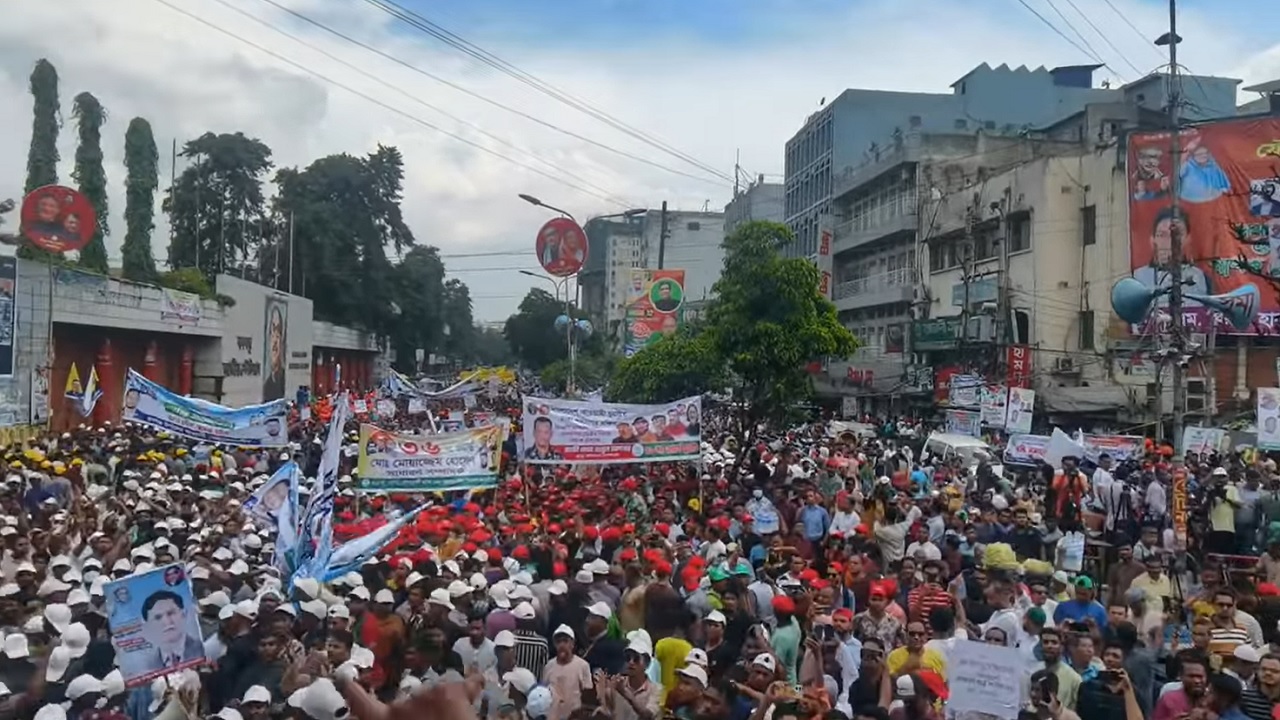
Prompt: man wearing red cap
<box><xmin>770</xmin><ymin>595</ymin><xmax>800</xmax><ymax>685</ymax></box>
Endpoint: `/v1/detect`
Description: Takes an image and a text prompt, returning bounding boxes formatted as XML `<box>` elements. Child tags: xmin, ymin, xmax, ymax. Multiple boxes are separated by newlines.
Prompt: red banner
<box><xmin>1127</xmin><ymin>118</ymin><xmax>1280</xmax><ymax>334</ymax></box>
<box><xmin>1006</xmin><ymin>345</ymin><xmax>1032</xmax><ymax>388</ymax></box>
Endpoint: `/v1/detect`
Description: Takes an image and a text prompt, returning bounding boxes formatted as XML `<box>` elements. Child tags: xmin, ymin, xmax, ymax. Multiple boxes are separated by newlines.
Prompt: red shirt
<box><xmin>907</xmin><ymin>584</ymin><xmax>952</xmax><ymax>623</ymax></box>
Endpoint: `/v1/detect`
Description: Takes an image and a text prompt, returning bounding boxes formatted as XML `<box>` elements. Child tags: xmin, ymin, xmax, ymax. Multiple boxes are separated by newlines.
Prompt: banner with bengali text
<box><xmin>521</xmin><ymin>395</ymin><xmax>701</xmax><ymax>464</ymax></box>
<box><xmin>121</xmin><ymin>369</ymin><xmax>289</xmax><ymax>447</ymax></box>
<box><xmin>357</xmin><ymin>423</ymin><xmax>504</xmax><ymax>492</ymax></box>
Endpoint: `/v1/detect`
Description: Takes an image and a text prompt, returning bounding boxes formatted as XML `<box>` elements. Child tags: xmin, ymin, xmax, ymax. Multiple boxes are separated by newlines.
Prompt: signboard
<box><xmin>161</xmin><ymin>288</ymin><xmax>202</xmax><ymax>323</ymax></box>
<box><xmin>1079</xmin><ymin>433</ymin><xmax>1146</xmax><ymax>462</ymax></box>
<box><xmin>1006</xmin><ymin>344</ymin><xmax>1032</xmax><ymax>388</ymax></box>
<box><xmin>104</xmin><ymin>563</ymin><xmax>207</xmax><ymax>687</ymax></box>
<box><xmin>521</xmin><ymin>395</ymin><xmax>701</xmax><ymax>464</ymax></box>
<box><xmin>1172</xmin><ymin>469</ymin><xmax>1188</xmax><ymax>550</ymax></box>
<box><xmin>1127</xmin><ymin>118</ymin><xmax>1280</xmax><ymax>334</ymax></box>
<box><xmin>1004</xmin><ymin>387</ymin><xmax>1034</xmax><ymax>434</ymax></box>
<box><xmin>535</xmin><ymin>216</ymin><xmax>588</xmax><ymax>277</ymax></box>
<box><xmin>122</xmin><ymin>369</ymin><xmax>289</xmax><ymax>447</ymax></box>
<box><xmin>978</xmin><ymin>385</ymin><xmax>1007</xmax><ymax>427</ymax></box>
<box><xmin>1004</xmin><ymin>434</ymin><xmax>1049</xmax><ymax>465</ymax></box>
<box><xmin>911</xmin><ymin>317</ymin><xmax>960</xmax><ymax>350</ymax></box>
<box><xmin>948</xmin><ymin>640</ymin><xmax>1023</xmax><ymax>720</ymax></box>
<box><xmin>944</xmin><ymin>409</ymin><xmax>981</xmax><ymax>437</ymax></box>
<box><xmin>949</xmin><ymin>374</ymin><xmax>982</xmax><ymax>408</ymax></box>
<box><xmin>0</xmin><ymin>257</ymin><xmax>14</xmax><ymax>377</ymax></box>
<box><xmin>356</xmin><ymin>423</ymin><xmax>503</xmax><ymax>492</ymax></box>
<box><xmin>19</xmin><ymin>184</ymin><xmax>98</xmax><ymax>253</ymax></box>
<box><xmin>1181</xmin><ymin>426</ymin><xmax>1228</xmax><ymax>455</ymax></box>
<box><xmin>951</xmin><ymin>277</ymin><xmax>998</xmax><ymax>307</ymax></box>
<box><xmin>623</xmin><ymin>268</ymin><xmax>685</xmax><ymax>357</ymax></box>
<box><xmin>1260</xmin><ymin>388</ymin><xmax>1280</xmax><ymax>450</ymax></box>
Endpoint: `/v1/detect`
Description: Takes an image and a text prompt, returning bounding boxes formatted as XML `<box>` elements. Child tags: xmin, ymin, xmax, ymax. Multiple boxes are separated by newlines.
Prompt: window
<box><xmin>1008</xmin><ymin>213</ymin><xmax>1031</xmax><ymax>253</ymax></box>
<box><xmin>1079</xmin><ymin>310</ymin><xmax>1095</xmax><ymax>350</ymax></box>
<box><xmin>687</xmin><ymin>221</ymin><xmax>701</xmax><ymax>231</ymax></box>
<box><xmin>1081</xmin><ymin>205</ymin><xmax>1097</xmax><ymax>246</ymax></box>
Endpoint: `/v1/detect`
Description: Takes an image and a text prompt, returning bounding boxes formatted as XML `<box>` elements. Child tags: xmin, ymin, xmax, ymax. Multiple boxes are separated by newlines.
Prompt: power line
<box><xmin>149</xmin><ymin>0</ymin><xmax>632</xmax><ymax>209</ymax></box>
<box><xmin>360</xmin><ymin>0</ymin><xmax>737</xmax><ymax>185</ymax></box>
<box><xmin>1013</xmin><ymin>0</ymin><xmax>1106</xmax><ymax>66</ymax></box>
<box><xmin>1099</xmin><ymin>0</ymin><xmax>1167</xmax><ymax>63</ymax></box>
<box><xmin>1060</xmin><ymin>0</ymin><xmax>1145</xmax><ymax>77</ymax></box>
<box><xmin>1041</xmin><ymin>0</ymin><xmax>1108</xmax><ymax>69</ymax></box>
<box><xmin>209</xmin><ymin>0</ymin><xmax>635</xmax><ymax>208</ymax></box>
<box><xmin>250</xmin><ymin>0</ymin><xmax>730</xmax><ymax>190</ymax></box>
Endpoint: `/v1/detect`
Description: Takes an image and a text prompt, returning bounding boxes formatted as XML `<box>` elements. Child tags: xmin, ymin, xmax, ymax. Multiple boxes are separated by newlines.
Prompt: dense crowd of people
<box><xmin>0</xmin><ymin>403</ymin><xmax>1277</xmax><ymax>720</ymax></box>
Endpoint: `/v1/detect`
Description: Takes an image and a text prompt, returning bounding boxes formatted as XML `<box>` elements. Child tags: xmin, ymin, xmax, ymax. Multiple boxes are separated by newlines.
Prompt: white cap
<box><xmin>199</xmin><ymin>591</ymin><xmax>231</xmax><ymax>609</ymax></box>
<box><xmin>62</xmin><ymin>623</ymin><xmax>90</xmax><ymax>658</ymax></box>
<box><xmin>427</xmin><ymin>589</ymin><xmax>454</xmax><ymax>610</ymax></box>
<box><xmin>233</xmin><ymin>599</ymin><xmax>258</xmax><ymax>619</ymax></box>
<box><xmin>548</xmin><ymin>579</ymin><xmax>568</xmax><ymax>596</ymax></box>
<box><xmin>212</xmin><ymin>709</ymin><xmax>243</xmax><ymax>720</ymax></box>
<box><xmin>44</xmin><ymin>604</ymin><xmax>72</xmax><ymax>634</ymax></box>
<box><xmin>328</xmin><ymin>605</ymin><xmax>351</xmax><ymax>620</ymax></box>
<box><xmin>348</xmin><ymin>586</ymin><xmax>371</xmax><ymax>601</ymax></box>
<box><xmin>301</xmin><ymin>600</ymin><xmax>328</xmax><ymax>619</ymax></box>
<box><xmin>3</xmin><ymin>635</ymin><xmax>29</xmax><ymax>659</ymax></box>
<box><xmin>494</xmin><ymin>630</ymin><xmax>517</xmax><ymax>648</ymax></box>
<box><xmin>111</xmin><ymin>559</ymin><xmax>133</xmax><ymax>573</ymax></box>
<box><xmin>447</xmin><ymin>580</ymin><xmax>472</xmax><ymax>598</ymax></box>
<box><xmin>1234</xmin><ymin>645</ymin><xmax>1262</xmax><ymax>663</ymax></box>
<box><xmin>705</xmin><ymin>610</ymin><xmax>726</xmax><ymax>625</ymax></box>
<box><xmin>66</xmin><ymin>674</ymin><xmax>105</xmax><ymax>700</ymax></box>
<box><xmin>37</xmin><ymin>577</ymin><xmax>71</xmax><ymax>597</ymax></box>
<box><xmin>752</xmin><ymin>653</ymin><xmax>777</xmax><ymax>672</ymax></box>
<box><xmin>294</xmin><ymin>577</ymin><xmax>321</xmax><ymax>599</ymax></box>
<box><xmin>45</xmin><ymin>646</ymin><xmax>71</xmax><ymax>682</ymax></box>
<box><xmin>373</xmin><ymin>589</ymin><xmax>396</xmax><ymax>605</ymax></box>
<box><xmin>677</xmin><ymin>664</ymin><xmax>708</xmax><ymax>687</ymax></box>
<box><xmin>552</xmin><ymin>624</ymin><xmax>575</xmax><ymax>639</ymax></box>
<box><xmin>469</xmin><ymin>572</ymin><xmax>488</xmax><ymax>589</ymax></box>
<box><xmin>286</xmin><ymin>678</ymin><xmax>348</xmax><ymax>720</ymax></box>
<box><xmin>102</xmin><ymin>669</ymin><xmax>126</xmax><ymax>698</ymax></box>
<box><xmin>526</xmin><ymin>687</ymin><xmax>553</xmax><ymax>719</ymax></box>
<box><xmin>685</xmin><ymin>648</ymin><xmax>709</xmax><ymax>668</ymax></box>
<box><xmin>502</xmin><ymin>668</ymin><xmax>538</xmax><ymax>695</ymax></box>
<box><xmin>585</xmin><ymin>602</ymin><xmax>612</xmax><ymax>619</ymax></box>
<box><xmin>33</xmin><ymin>706</ymin><xmax>65</xmax><ymax>720</ymax></box>
<box><xmin>66</xmin><ymin>589</ymin><xmax>90</xmax><ymax>606</ymax></box>
<box><xmin>587</xmin><ymin>558</ymin><xmax>609</xmax><ymax>575</ymax></box>
<box><xmin>242</xmin><ymin>685</ymin><xmax>273</xmax><ymax>705</ymax></box>
<box><xmin>574</xmin><ymin>569</ymin><xmax>594</xmax><ymax>584</ymax></box>
<box><xmin>512</xmin><ymin>602</ymin><xmax>535</xmax><ymax>620</ymax></box>
<box><xmin>0</xmin><ymin>584</ymin><xmax>18</xmax><ymax>598</ymax></box>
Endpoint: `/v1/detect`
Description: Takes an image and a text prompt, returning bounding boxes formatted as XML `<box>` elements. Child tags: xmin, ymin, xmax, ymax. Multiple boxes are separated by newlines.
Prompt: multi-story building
<box><xmin>796</xmin><ymin>63</ymin><xmax>1243</xmax><ymax>414</ymax></box>
<box><xmin>724</xmin><ymin>177</ymin><xmax>784</xmax><ymax>235</ymax></box>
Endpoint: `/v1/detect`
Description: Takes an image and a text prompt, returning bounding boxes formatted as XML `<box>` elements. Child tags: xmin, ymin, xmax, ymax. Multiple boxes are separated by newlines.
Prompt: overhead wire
<box><xmin>1098</xmin><ymin>0</ymin><xmax>1167</xmax><ymax>63</ymax></box>
<box><xmin>208</xmin><ymin>0</ymin><xmax>637</xmax><ymax>208</ymax></box>
<box><xmin>1040</xmin><ymin>0</ymin><xmax>1109</xmax><ymax>71</ymax></box>
<box><xmin>1059</xmin><ymin>0</ymin><xmax>1146</xmax><ymax>78</ymax></box>
<box><xmin>1013</xmin><ymin>0</ymin><xmax>1107</xmax><ymax>67</ymax></box>
<box><xmin>148</xmin><ymin>0</ymin><xmax>634</xmax><ymax>210</ymax></box>
<box><xmin>359</xmin><ymin>0</ymin><xmax>737</xmax><ymax>185</ymax></box>
<box><xmin>250</xmin><ymin>0</ymin><xmax>731</xmax><ymax>190</ymax></box>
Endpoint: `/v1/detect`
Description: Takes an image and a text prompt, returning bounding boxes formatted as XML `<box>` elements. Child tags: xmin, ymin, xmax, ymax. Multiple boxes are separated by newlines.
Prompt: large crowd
<box><xmin>0</xmin><ymin>398</ymin><xmax>1277</xmax><ymax>720</ymax></box>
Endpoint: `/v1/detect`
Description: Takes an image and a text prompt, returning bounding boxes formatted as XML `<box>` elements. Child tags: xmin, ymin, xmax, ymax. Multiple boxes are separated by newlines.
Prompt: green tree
<box><xmin>607</xmin><ymin>327</ymin><xmax>726</xmax><ymax>403</ymax></box>
<box><xmin>71</xmin><ymin>92</ymin><xmax>109</xmax><ymax>273</ymax></box>
<box><xmin>503</xmin><ymin>288</ymin><xmax>578</xmax><ymax>370</ymax></box>
<box><xmin>389</xmin><ymin>245</ymin><xmax>446</xmax><ymax>372</ymax></box>
<box><xmin>273</xmin><ymin>146</ymin><xmax>413</xmax><ymax>335</ymax></box>
<box><xmin>470</xmin><ymin>326</ymin><xmax>515</xmax><ymax>367</ymax></box>
<box><xmin>121</xmin><ymin>117</ymin><xmax>160</xmax><ymax>283</ymax></box>
<box><xmin>707</xmin><ymin>220</ymin><xmax>858</xmax><ymax>431</ymax></box>
<box><xmin>164</xmin><ymin>132</ymin><xmax>273</xmax><ymax>281</ymax></box>
<box><xmin>440</xmin><ymin>279</ymin><xmax>476</xmax><ymax>360</ymax></box>
<box><xmin>20</xmin><ymin>59</ymin><xmax>61</xmax><ymax>262</ymax></box>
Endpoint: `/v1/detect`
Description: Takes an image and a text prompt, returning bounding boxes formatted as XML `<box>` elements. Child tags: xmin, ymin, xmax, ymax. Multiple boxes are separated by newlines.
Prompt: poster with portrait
<box><xmin>535</xmin><ymin>217</ymin><xmax>588</xmax><ymax>277</ymax></box>
<box><xmin>1127</xmin><ymin>118</ymin><xmax>1280</xmax><ymax>334</ymax></box>
<box><xmin>521</xmin><ymin>395</ymin><xmax>701</xmax><ymax>464</ymax></box>
<box><xmin>19</xmin><ymin>184</ymin><xmax>98</xmax><ymax>253</ymax></box>
<box><xmin>262</xmin><ymin>295</ymin><xmax>288</xmax><ymax>401</ymax></box>
<box><xmin>0</xmin><ymin>257</ymin><xmax>14</xmax><ymax>377</ymax></box>
<box><xmin>104</xmin><ymin>563</ymin><xmax>207</xmax><ymax>687</ymax></box>
<box><xmin>623</xmin><ymin>269</ymin><xmax>685</xmax><ymax>357</ymax></box>
<box><xmin>122</xmin><ymin>369</ymin><xmax>289</xmax><ymax>447</ymax></box>
<box><xmin>1258</xmin><ymin>388</ymin><xmax>1280</xmax><ymax>450</ymax></box>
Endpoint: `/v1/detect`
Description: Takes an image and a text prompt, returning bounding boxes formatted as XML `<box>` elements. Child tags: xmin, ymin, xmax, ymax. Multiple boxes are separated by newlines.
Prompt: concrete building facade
<box><xmin>724</xmin><ymin>178</ymin><xmax>784</xmax><ymax>235</ymax></box>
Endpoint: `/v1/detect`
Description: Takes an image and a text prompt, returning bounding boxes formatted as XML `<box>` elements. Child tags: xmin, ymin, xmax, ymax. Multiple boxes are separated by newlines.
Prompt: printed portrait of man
<box><xmin>139</xmin><ymin>589</ymin><xmax>205</xmax><ymax>672</ymax></box>
<box><xmin>262</xmin><ymin>297</ymin><xmax>288</xmax><ymax>401</ymax></box>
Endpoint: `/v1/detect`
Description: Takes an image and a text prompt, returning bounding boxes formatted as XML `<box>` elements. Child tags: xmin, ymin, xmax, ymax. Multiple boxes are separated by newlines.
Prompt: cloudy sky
<box><xmin>0</xmin><ymin>0</ymin><xmax>1276</xmax><ymax>322</ymax></box>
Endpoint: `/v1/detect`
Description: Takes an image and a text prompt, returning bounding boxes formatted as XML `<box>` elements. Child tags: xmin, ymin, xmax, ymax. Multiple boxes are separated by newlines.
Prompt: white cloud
<box><xmin>0</xmin><ymin>0</ymin><xmax>1275</xmax><ymax>321</ymax></box>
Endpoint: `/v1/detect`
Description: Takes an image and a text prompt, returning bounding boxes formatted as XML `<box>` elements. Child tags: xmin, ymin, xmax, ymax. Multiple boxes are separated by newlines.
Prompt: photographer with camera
<box><xmin>1205</xmin><ymin>467</ymin><xmax>1243</xmax><ymax>556</ymax></box>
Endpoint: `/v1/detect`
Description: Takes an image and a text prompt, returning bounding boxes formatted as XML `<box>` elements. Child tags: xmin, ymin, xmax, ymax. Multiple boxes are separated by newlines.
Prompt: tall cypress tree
<box><xmin>72</xmin><ymin>92</ymin><xmax>109</xmax><ymax>273</ymax></box>
<box><xmin>122</xmin><ymin>118</ymin><xmax>159</xmax><ymax>283</ymax></box>
<box><xmin>20</xmin><ymin>59</ymin><xmax>61</xmax><ymax>262</ymax></box>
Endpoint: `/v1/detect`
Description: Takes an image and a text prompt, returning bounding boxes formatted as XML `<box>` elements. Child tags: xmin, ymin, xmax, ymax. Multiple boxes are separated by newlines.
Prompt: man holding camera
<box><xmin>1206</xmin><ymin>467</ymin><xmax>1243</xmax><ymax>556</ymax></box>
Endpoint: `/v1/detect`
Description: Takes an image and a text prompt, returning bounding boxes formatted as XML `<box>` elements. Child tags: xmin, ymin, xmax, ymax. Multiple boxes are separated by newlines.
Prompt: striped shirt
<box><xmin>513</xmin><ymin>630</ymin><xmax>549</xmax><ymax>675</ymax></box>
<box><xmin>906</xmin><ymin>584</ymin><xmax>952</xmax><ymax>623</ymax></box>
<box><xmin>1208</xmin><ymin>624</ymin><xmax>1251</xmax><ymax>657</ymax></box>
<box><xmin>1239</xmin><ymin>686</ymin><xmax>1278</xmax><ymax>720</ymax></box>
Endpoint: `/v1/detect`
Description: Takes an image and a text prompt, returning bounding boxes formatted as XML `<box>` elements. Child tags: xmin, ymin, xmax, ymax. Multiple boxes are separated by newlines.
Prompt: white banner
<box><xmin>122</xmin><ymin>369</ymin><xmax>289</xmax><ymax>447</ymax></box>
<box><xmin>522</xmin><ymin>395</ymin><xmax>701</xmax><ymax>464</ymax></box>
<box><xmin>1259</xmin><ymin>388</ymin><xmax>1280</xmax><ymax>450</ymax></box>
<box><xmin>949</xmin><ymin>374</ymin><xmax>982</xmax><ymax>407</ymax></box>
<box><xmin>1004</xmin><ymin>387</ymin><xmax>1034</xmax><ymax>434</ymax></box>
<box><xmin>357</xmin><ymin>424</ymin><xmax>503</xmax><ymax>492</ymax></box>
<box><xmin>978</xmin><ymin>385</ymin><xmax>1007</xmax><ymax>427</ymax></box>
<box><xmin>1181</xmin><ymin>426</ymin><xmax>1228</xmax><ymax>455</ymax></box>
<box><xmin>944</xmin><ymin>409</ymin><xmax>981</xmax><ymax>437</ymax></box>
<box><xmin>947</xmin><ymin>640</ymin><xmax>1023</xmax><ymax>720</ymax></box>
<box><xmin>161</xmin><ymin>288</ymin><xmax>203</xmax><ymax>323</ymax></box>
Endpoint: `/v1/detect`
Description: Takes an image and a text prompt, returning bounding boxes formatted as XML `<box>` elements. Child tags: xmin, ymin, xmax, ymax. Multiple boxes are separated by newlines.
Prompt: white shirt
<box><xmin>453</xmin><ymin>636</ymin><xmax>497</xmax><ymax>674</ymax></box>
<box><xmin>1145</xmin><ymin>480</ymin><xmax>1168</xmax><ymax>517</ymax></box>
<box><xmin>831</xmin><ymin>510</ymin><xmax>860</xmax><ymax>537</ymax></box>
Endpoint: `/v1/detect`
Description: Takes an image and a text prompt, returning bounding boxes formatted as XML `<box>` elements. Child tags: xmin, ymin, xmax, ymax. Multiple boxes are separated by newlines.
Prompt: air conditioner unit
<box><xmin>964</xmin><ymin>316</ymin><xmax>996</xmax><ymax>342</ymax></box>
<box><xmin>1054</xmin><ymin>356</ymin><xmax>1078</xmax><ymax>373</ymax></box>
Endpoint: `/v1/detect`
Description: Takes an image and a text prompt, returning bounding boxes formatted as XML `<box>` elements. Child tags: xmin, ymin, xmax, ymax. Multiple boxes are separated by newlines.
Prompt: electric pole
<box><xmin>1163</xmin><ymin>0</ymin><xmax>1186</xmax><ymax>447</ymax></box>
<box><xmin>657</xmin><ymin>201</ymin><xmax>669</xmax><ymax>269</ymax></box>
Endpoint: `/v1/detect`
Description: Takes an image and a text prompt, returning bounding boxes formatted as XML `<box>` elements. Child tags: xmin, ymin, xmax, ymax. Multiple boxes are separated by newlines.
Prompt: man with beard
<box><xmin>1153</xmin><ymin>655</ymin><xmax>1208</xmax><ymax>720</ymax></box>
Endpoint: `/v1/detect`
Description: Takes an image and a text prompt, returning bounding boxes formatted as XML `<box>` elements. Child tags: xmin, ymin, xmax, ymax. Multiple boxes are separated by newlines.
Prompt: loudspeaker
<box><xmin>1111</xmin><ymin>277</ymin><xmax>1159</xmax><ymax>324</ymax></box>
<box><xmin>1186</xmin><ymin>283</ymin><xmax>1261</xmax><ymax>331</ymax></box>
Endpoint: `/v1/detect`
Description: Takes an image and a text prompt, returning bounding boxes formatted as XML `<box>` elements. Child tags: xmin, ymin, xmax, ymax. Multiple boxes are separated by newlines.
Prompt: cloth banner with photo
<box><xmin>104</xmin><ymin>563</ymin><xmax>207</xmax><ymax>687</ymax></box>
<box><xmin>944</xmin><ymin>409</ymin><xmax>981</xmax><ymax>437</ymax></box>
<box><xmin>978</xmin><ymin>385</ymin><xmax>1007</xmax><ymax>427</ymax></box>
<box><xmin>121</xmin><ymin>369</ymin><xmax>289</xmax><ymax>447</ymax></box>
<box><xmin>521</xmin><ymin>395</ymin><xmax>702</xmax><ymax>464</ymax></box>
<box><xmin>1259</xmin><ymin>388</ymin><xmax>1280</xmax><ymax>450</ymax></box>
<box><xmin>292</xmin><ymin>392</ymin><xmax>349</xmax><ymax>587</ymax></box>
<box><xmin>1004</xmin><ymin>387</ymin><xmax>1035</xmax><ymax>434</ymax></box>
<box><xmin>356</xmin><ymin>423</ymin><xmax>504</xmax><ymax>493</ymax></box>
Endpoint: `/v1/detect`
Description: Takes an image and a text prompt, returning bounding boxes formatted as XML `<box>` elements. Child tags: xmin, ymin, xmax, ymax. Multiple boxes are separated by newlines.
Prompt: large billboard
<box><xmin>623</xmin><ymin>268</ymin><xmax>685</xmax><ymax>357</ymax></box>
<box><xmin>1127</xmin><ymin>117</ymin><xmax>1280</xmax><ymax>334</ymax></box>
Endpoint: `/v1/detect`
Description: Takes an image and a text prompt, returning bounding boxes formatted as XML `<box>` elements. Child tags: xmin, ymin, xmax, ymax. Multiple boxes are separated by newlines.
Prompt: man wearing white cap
<box><xmin>582</xmin><ymin>602</ymin><xmax>625</xmax><ymax>674</ymax></box>
<box><xmin>512</xmin><ymin>603</ymin><xmax>549</xmax><ymax>676</ymax></box>
<box><xmin>604</xmin><ymin>633</ymin><xmax>661</xmax><ymax>720</ymax></box>
<box><xmin>542</xmin><ymin>625</ymin><xmax>591</xmax><ymax>720</ymax></box>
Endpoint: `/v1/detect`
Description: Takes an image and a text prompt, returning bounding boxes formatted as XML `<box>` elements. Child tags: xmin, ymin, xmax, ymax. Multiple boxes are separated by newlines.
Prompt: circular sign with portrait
<box><xmin>535</xmin><ymin>217</ymin><xmax>588</xmax><ymax>278</ymax></box>
<box><xmin>649</xmin><ymin>278</ymin><xmax>684</xmax><ymax>314</ymax></box>
<box><xmin>19</xmin><ymin>184</ymin><xmax>98</xmax><ymax>253</ymax></box>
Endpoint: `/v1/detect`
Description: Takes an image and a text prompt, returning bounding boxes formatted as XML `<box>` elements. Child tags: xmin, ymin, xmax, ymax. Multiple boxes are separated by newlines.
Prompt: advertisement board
<box><xmin>536</xmin><ymin>217</ymin><xmax>588</xmax><ymax>277</ymax></box>
<box><xmin>1127</xmin><ymin>118</ymin><xmax>1280</xmax><ymax>334</ymax></box>
<box><xmin>122</xmin><ymin>369</ymin><xmax>289</xmax><ymax>447</ymax></box>
<box><xmin>1259</xmin><ymin>388</ymin><xmax>1280</xmax><ymax>450</ymax></box>
<box><xmin>623</xmin><ymin>268</ymin><xmax>686</xmax><ymax>357</ymax></box>
<box><xmin>357</xmin><ymin>424</ymin><xmax>503</xmax><ymax>492</ymax></box>
<box><xmin>521</xmin><ymin>395</ymin><xmax>701</xmax><ymax>464</ymax></box>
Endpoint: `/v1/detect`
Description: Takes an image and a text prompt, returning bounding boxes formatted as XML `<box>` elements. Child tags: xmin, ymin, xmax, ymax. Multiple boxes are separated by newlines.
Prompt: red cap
<box><xmin>583</xmin><ymin>526</ymin><xmax>599</xmax><ymax>541</ymax></box>
<box><xmin>462</xmin><ymin>542</ymin><xmax>478</xmax><ymax>554</ymax></box>
<box><xmin>799</xmin><ymin>568</ymin><xmax>820</xmax><ymax>582</ymax></box>
<box><xmin>512</xmin><ymin>545</ymin><xmax>531</xmax><ymax>561</ymax></box>
<box><xmin>653</xmin><ymin>560</ymin><xmax>672</xmax><ymax>576</ymax></box>
<box><xmin>832</xmin><ymin>608</ymin><xmax>853</xmax><ymax>621</ymax></box>
<box><xmin>619</xmin><ymin>548</ymin><xmax>638</xmax><ymax>563</ymax></box>
<box><xmin>771</xmin><ymin>596</ymin><xmax>796</xmax><ymax>614</ymax></box>
<box><xmin>552</xmin><ymin>561</ymin><xmax>568</xmax><ymax>578</ymax></box>
<box><xmin>486</xmin><ymin>548</ymin><xmax>503</xmax><ymax>562</ymax></box>
<box><xmin>1260</xmin><ymin>583</ymin><xmax>1280</xmax><ymax>597</ymax></box>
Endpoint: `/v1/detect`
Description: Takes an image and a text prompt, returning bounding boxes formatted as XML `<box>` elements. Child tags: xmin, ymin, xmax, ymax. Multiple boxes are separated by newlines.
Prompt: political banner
<box><xmin>1181</xmin><ymin>426</ymin><xmax>1229</xmax><ymax>455</ymax></box>
<box><xmin>321</xmin><ymin>504</ymin><xmax>431</xmax><ymax>581</ymax></box>
<box><xmin>242</xmin><ymin>461</ymin><xmax>298</xmax><ymax>535</ymax></box>
<box><xmin>1004</xmin><ymin>387</ymin><xmax>1034</xmax><ymax>434</ymax></box>
<box><xmin>122</xmin><ymin>369</ymin><xmax>289</xmax><ymax>447</ymax></box>
<box><xmin>623</xmin><ymin>269</ymin><xmax>686</xmax><ymax>357</ymax></box>
<box><xmin>357</xmin><ymin>423</ymin><xmax>503</xmax><ymax>492</ymax></box>
<box><xmin>1260</xmin><ymin>388</ymin><xmax>1280</xmax><ymax>450</ymax></box>
<box><xmin>292</xmin><ymin>392</ymin><xmax>349</xmax><ymax>586</ymax></box>
<box><xmin>948</xmin><ymin>374</ymin><xmax>982</xmax><ymax>407</ymax></box>
<box><xmin>1079</xmin><ymin>433</ymin><xmax>1146</xmax><ymax>462</ymax></box>
<box><xmin>0</xmin><ymin>257</ymin><xmax>15</xmax><ymax>377</ymax></box>
<box><xmin>978</xmin><ymin>385</ymin><xmax>1006</xmax><ymax>427</ymax></box>
<box><xmin>944</xmin><ymin>409</ymin><xmax>981</xmax><ymax>437</ymax></box>
<box><xmin>522</xmin><ymin>395</ymin><xmax>702</xmax><ymax>464</ymax></box>
<box><xmin>160</xmin><ymin>288</ymin><xmax>202</xmax><ymax>323</ymax></box>
<box><xmin>104</xmin><ymin>563</ymin><xmax>207</xmax><ymax>687</ymax></box>
<box><xmin>1003</xmin><ymin>434</ymin><xmax>1049</xmax><ymax>465</ymax></box>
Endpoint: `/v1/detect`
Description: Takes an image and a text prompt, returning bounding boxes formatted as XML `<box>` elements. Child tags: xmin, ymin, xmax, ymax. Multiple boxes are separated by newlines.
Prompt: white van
<box><xmin>922</xmin><ymin>432</ymin><xmax>1004</xmax><ymax>478</ymax></box>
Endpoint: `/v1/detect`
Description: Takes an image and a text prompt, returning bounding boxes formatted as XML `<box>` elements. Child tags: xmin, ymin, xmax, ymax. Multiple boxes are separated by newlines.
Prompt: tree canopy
<box><xmin>609</xmin><ymin>220</ymin><xmax>858</xmax><ymax>426</ymax></box>
<box><xmin>20</xmin><ymin>59</ymin><xmax>61</xmax><ymax>263</ymax></box>
<box><xmin>72</xmin><ymin>92</ymin><xmax>110</xmax><ymax>273</ymax></box>
<box><xmin>121</xmin><ymin>117</ymin><xmax>160</xmax><ymax>283</ymax></box>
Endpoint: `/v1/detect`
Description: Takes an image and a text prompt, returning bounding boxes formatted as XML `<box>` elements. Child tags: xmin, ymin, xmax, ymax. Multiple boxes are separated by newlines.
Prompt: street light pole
<box><xmin>520</xmin><ymin>269</ymin><xmax>575</xmax><ymax>393</ymax></box>
<box><xmin>518</xmin><ymin>193</ymin><xmax>577</xmax><ymax>222</ymax></box>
